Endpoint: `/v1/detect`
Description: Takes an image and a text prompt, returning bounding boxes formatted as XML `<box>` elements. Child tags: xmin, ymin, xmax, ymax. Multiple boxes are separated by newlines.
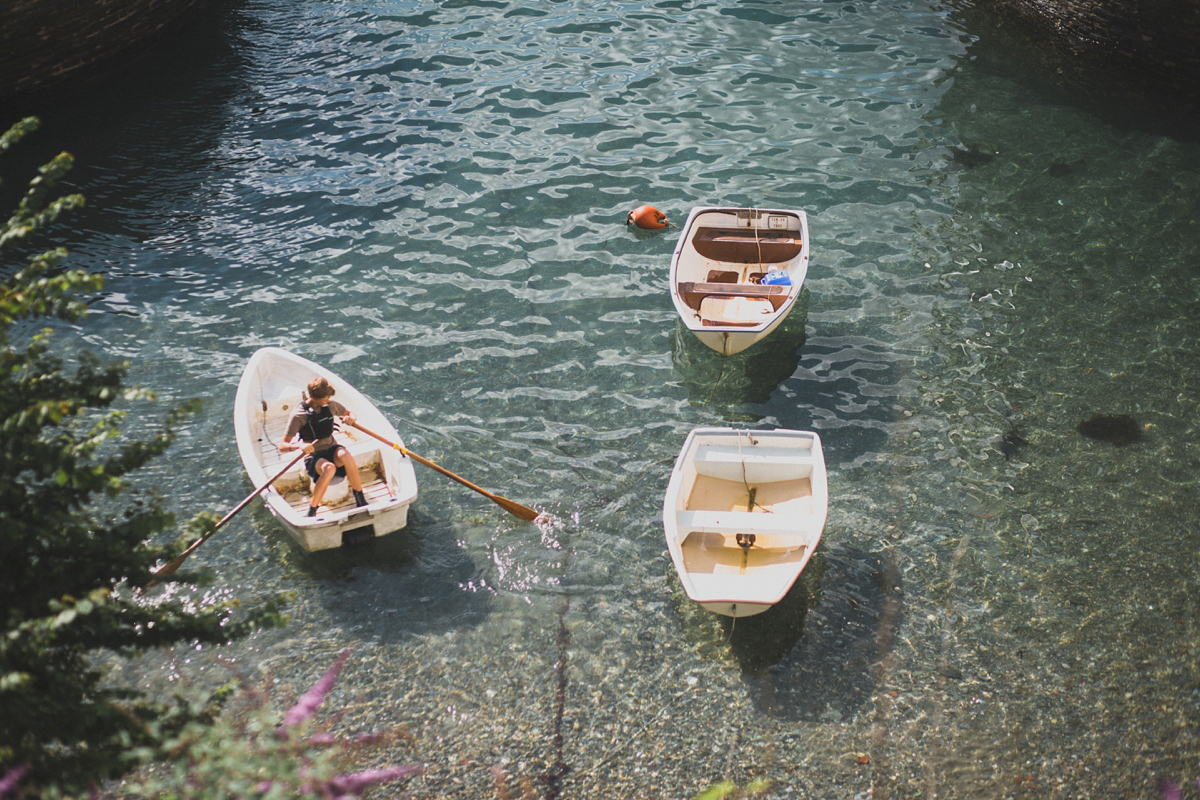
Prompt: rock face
<box><xmin>951</xmin><ymin>0</ymin><xmax>1200</xmax><ymax>122</ymax></box>
<box><xmin>0</xmin><ymin>0</ymin><xmax>217</xmax><ymax>103</ymax></box>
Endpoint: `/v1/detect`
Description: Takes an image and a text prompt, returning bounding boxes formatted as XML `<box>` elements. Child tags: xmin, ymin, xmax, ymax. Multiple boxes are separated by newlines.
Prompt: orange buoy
<box><xmin>626</xmin><ymin>204</ymin><xmax>667</xmax><ymax>229</ymax></box>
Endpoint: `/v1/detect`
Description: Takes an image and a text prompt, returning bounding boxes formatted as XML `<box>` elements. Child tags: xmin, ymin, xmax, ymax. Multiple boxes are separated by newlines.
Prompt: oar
<box><xmin>152</xmin><ymin>451</ymin><xmax>306</xmax><ymax>579</ymax></box>
<box><xmin>347</xmin><ymin>420</ymin><xmax>541</xmax><ymax>523</ymax></box>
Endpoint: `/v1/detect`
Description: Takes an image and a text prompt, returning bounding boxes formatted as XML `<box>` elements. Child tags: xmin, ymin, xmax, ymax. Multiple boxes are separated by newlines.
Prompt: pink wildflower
<box><xmin>0</xmin><ymin>764</ymin><xmax>30</xmax><ymax>797</ymax></box>
<box><xmin>280</xmin><ymin>648</ymin><xmax>352</xmax><ymax>730</ymax></box>
<box><xmin>327</xmin><ymin>765</ymin><xmax>422</xmax><ymax>796</ymax></box>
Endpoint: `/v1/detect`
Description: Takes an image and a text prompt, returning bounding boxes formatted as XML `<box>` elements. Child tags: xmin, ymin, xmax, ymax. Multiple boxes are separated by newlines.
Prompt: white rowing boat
<box><xmin>233</xmin><ymin>347</ymin><xmax>419</xmax><ymax>551</ymax></box>
<box><xmin>662</xmin><ymin>427</ymin><xmax>828</xmax><ymax>617</ymax></box>
<box><xmin>669</xmin><ymin>206</ymin><xmax>810</xmax><ymax>355</ymax></box>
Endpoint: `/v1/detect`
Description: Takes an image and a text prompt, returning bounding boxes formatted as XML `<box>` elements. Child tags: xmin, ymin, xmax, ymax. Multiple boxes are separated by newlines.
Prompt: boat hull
<box><xmin>662</xmin><ymin>427</ymin><xmax>828</xmax><ymax>617</ymax></box>
<box><xmin>669</xmin><ymin>206</ymin><xmax>810</xmax><ymax>355</ymax></box>
<box><xmin>688</xmin><ymin>317</ymin><xmax>790</xmax><ymax>357</ymax></box>
<box><xmin>233</xmin><ymin>348</ymin><xmax>419</xmax><ymax>551</ymax></box>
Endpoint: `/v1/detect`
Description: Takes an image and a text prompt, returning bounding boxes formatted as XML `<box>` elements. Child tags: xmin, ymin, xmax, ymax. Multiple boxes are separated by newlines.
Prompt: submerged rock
<box><xmin>948</xmin><ymin>145</ymin><xmax>997</xmax><ymax>169</ymax></box>
<box><xmin>1077</xmin><ymin>413</ymin><xmax>1144</xmax><ymax>446</ymax></box>
<box><xmin>991</xmin><ymin>429</ymin><xmax>1029</xmax><ymax>459</ymax></box>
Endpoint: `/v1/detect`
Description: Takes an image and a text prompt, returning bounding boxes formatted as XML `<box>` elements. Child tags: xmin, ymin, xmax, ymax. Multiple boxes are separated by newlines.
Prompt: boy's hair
<box><xmin>307</xmin><ymin>377</ymin><xmax>336</xmax><ymax>399</ymax></box>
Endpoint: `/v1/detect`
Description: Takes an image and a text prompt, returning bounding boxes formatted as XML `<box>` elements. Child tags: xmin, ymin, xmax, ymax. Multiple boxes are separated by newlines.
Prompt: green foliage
<box><xmin>0</xmin><ymin>118</ymin><xmax>286</xmax><ymax>796</ymax></box>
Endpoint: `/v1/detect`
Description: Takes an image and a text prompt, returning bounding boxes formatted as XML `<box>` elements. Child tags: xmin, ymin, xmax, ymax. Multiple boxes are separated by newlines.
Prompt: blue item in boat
<box><xmin>761</xmin><ymin>270</ymin><xmax>791</xmax><ymax>286</ymax></box>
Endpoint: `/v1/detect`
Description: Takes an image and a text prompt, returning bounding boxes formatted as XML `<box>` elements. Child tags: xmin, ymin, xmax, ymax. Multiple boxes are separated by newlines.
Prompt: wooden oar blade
<box><xmin>154</xmin><ymin>554</ymin><xmax>188</xmax><ymax>579</ymax></box>
<box><xmin>493</xmin><ymin>494</ymin><xmax>542</xmax><ymax>522</ymax></box>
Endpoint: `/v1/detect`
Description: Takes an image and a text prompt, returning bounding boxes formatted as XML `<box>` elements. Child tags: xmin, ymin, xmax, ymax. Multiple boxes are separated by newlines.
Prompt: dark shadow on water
<box><xmin>737</xmin><ymin>547</ymin><xmax>901</xmax><ymax>723</ymax></box>
<box><xmin>725</xmin><ymin>550</ymin><xmax>827</xmax><ymax>675</ymax></box>
<box><xmin>671</xmin><ymin>545</ymin><xmax>899</xmax><ymax>722</ymax></box>
<box><xmin>946</xmin><ymin>1</ymin><xmax>1200</xmax><ymax>142</ymax></box>
<box><xmin>671</xmin><ymin>289</ymin><xmax>809</xmax><ymax>410</ymax></box>
<box><xmin>1</xmin><ymin>1</ymin><xmax>248</xmax><ymax>217</ymax></box>
<box><xmin>264</xmin><ymin>507</ymin><xmax>493</xmax><ymax>642</ymax></box>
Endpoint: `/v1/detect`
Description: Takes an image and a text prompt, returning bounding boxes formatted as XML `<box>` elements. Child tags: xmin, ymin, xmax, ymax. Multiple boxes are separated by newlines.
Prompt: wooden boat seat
<box><xmin>699</xmin><ymin>295</ymin><xmax>773</xmax><ymax>326</ymax></box>
<box><xmin>263</xmin><ymin>430</ymin><xmax>384</xmax><ymax>492</ymax></box>
<box><xmin>692</xmin><ymin>444</ymin><xmax>816</xmax><ymax>482</ymax></box>
<box><xmin>692</xmin><ymin>227</ymin><xmax>803</xmax><ymax>263</ymax></box>
<box><xmin>312</xmin><ymin>444</ymin><xmax>384</xmax><ymax>506</ymax></box>
<box><xmin>678</xmin><ymin>281</ymin><xmax>790</xmax><ymax>325</ymax></box>
<box><xmin>677</xmin><ymin>509</ymin><xmax>813</xmax><ymax>533</ymax></box>
<box><xmin>272</xmin><ymin>444</ymin><xmax>386</xmax><ymax>507</ymax></box>
<box><xmin>676</xmin><ymin>510</ymin><xmax>813</xmax><ymax>550</ymax></box>
<box><xmin>680</xmin><ymin>281</ymin><xmax>789</xmax><ymax>303</ymax></box>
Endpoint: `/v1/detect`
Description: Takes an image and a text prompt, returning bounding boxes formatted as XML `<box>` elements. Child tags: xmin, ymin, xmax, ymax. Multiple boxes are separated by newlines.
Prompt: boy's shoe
<box><xmin>353</xmin><ymin>490</ymin><xmax>367</xmax><ymax>508</ymax></box>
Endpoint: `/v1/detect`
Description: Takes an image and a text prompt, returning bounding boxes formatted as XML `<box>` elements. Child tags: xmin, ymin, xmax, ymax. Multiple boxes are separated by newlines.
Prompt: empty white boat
<box><xmin>233</xmin><ymin>347</ymin><xmax>419</xmax><ymax>551</ymax></box>
<box><xmin>662</xmin><ymin>427</ymin><xmax>828</xmax><ymax>617</ymax></box>
<box><xmin>669</xmin><ymin>206</ymin><xmax>810</xmax><ymax>356</ymax></box>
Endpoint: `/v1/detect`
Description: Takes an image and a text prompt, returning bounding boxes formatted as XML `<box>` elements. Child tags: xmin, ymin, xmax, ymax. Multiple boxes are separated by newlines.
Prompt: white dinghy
<box><xmin>669</xmin><ymin>206</ymin><xmax>810</xmax><ymax>356</ymax></box>
<box><xmin>233</xmin><ymin>347</ymin><xmax>419</xmax><ymax>551</ymax></box>
<box><xmin>662</xmin><ymin>427</ymin><xmax>828</xmax><ymax>617</ymax></box>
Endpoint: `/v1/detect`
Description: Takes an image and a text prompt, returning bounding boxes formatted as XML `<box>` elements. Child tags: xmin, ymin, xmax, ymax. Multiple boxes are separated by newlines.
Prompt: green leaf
<box><xmin>693</xmin><ymin>782</ymin><xmax>737</xmax><ymax>800</ymax></box>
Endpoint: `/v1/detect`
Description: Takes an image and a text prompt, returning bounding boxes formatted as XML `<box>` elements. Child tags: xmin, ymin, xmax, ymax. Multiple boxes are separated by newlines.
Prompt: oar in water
<box><xmin>347</xmin><ymin>420</ymin><xmax>541</xmax><ymax>523</ymax></box>
<box><xmin>152</xmin><ymin>451</ymin><xmax>307</xmax><ymax>579</ymax></box>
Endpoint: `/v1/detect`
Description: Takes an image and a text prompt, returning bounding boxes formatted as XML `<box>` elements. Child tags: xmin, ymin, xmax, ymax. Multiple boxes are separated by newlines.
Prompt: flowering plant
<box><xmin>100</xmin><ymin>648</ymin><xmax>416</xmax><ymax>800</ymax></box>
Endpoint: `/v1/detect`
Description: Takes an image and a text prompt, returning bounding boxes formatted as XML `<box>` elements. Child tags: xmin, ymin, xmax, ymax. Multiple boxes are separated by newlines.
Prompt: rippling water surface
<box><xmin>12</xmin><ymin>0</ymin><xmax>1200</xmax><ymax>797</ymax></box>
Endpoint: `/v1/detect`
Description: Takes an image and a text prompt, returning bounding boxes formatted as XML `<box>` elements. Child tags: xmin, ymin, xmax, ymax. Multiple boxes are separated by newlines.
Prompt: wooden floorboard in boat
<box><xmin>254</xmin><ymin>413</ymin><xmax>395</xmax><ymax>514</ymax></box>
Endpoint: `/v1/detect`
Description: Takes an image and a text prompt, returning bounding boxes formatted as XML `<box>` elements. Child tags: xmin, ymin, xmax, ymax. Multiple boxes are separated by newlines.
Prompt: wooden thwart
<box><xmin>691</xmin><ymin>227</ymin><xmax>804</xmax><ymax>262</ymax></box>
<box><xmin>678</xmin><ymin>281</ymin><xmax>790</xmax><ymax>312</ymax></box>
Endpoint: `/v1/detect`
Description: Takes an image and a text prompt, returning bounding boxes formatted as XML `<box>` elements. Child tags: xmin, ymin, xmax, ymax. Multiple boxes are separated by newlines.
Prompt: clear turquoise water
<box><xmin>11</xmin><ymin>0</ymin><xmax>1200</xmax><ymax>797</ymax></box>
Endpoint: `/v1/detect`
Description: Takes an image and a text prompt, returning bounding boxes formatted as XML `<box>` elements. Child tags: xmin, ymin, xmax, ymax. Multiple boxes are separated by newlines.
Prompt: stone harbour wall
<box><xmin>0</xmin><ymin>0</ymin><xmax>218</xmax><ymax>103</ymax></box>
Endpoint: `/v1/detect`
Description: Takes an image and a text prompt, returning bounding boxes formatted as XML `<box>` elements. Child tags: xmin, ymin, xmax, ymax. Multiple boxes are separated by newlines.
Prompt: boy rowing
<box><xmin>280</xmin><ymin>377</ymin><xmax>368</xmax><ymax>516</ymax></box>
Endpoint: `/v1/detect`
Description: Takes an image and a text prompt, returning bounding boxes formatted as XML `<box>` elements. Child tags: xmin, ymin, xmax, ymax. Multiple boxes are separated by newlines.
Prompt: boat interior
<box><xmin>676</xmin><ymin>223</ymin><xmax>803</xmax><ymax>327</ymax></box>
<box><xmin>674</xmin><ymin>441</ymin><xmax>819</xmax><ymax>576</ymax></box>
<box><xmin>255</xmin><ymin>380</ymin><xmax>397</xmax><ymax>515</ymax></box>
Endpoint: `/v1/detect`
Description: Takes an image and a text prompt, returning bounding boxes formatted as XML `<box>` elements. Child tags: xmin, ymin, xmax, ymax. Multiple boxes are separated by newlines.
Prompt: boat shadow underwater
<box><xmin>725</xmin><ymin>550</ymin><xmax>827</xmax><ymax>672</ymax></box>
<box><xmin>740</xmin><ymin>548</ymin><xmax>903</xmax><ymax>723</ymax></box>
<box><xmin>671</xmin><ymin>288</ymin><xmax>809</xmax><ymax>409</ymax></box>
<box><xmin>257</xmin><ymin>503</ymin><xmax>495</xmax><ymax>642</ymax></box>
<box><xmin>669</xmin><ymin>543</ymin><xmax>824</xmax><ymax>658</ymax></box>
<box><xmin>671</xmin><ymin>545</ymin><xmax>901</xmax><ymax>723</ymax></box>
